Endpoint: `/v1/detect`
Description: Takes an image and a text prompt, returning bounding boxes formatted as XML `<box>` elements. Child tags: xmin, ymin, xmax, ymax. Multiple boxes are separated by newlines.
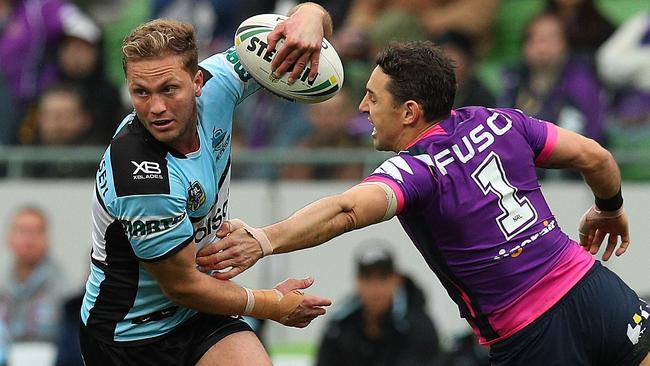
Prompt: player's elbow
<box><xmin>159</xmin><ymin>278</ymin><xmax>196</xmax><ymax>307</ymax></box>
<box><xmin>336</xmin><ymin>194</ymin><xmax>360</xmax><ymax>231</ymax></box>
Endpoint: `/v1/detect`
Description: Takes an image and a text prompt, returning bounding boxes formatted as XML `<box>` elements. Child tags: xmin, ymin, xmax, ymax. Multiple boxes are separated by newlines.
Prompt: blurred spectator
<box><xmin>0</xmin><ymin>206</ymin><xmax>65</xmax><ymax>342</ymax></box>
<box><xmin>32</xmin><ymin>83</ymin><xmax>93</xmax><ymax>146</ymax></box>
<box><xmin>499</xmin><ymin>13</ymin><xmax>605</xmax><ymax>144</ymax></box>
<box><xmin>315</xmin><ymin>245</ymin><xmax>441</xmax><ymax>366</ymax></box>
<box><xmin>0</xmin><ymin>319</ymin><xmax>6</xmax><ymax>366</ymax></box>
<box><xmin>152</xmin><ymin>0</ymin><xmax>234</xmax><ymax>56</ymax></box>
<box><xmin>435</xmin><ymin>30</ymin><xmax>496</xmax><ymax>108</ymax></box>
<box><xmin>0</xmin><ymin>74</ymin><xmax>17</xmax><ymax>145</ymax></box>
<box><xmin>53</xmin><ymin>292</ymin><xmax>83</xmax><ymax>366</ymax></box>
<box><xmin>0</xmin><ymin>0</ymin><xmax>92</xmax><ymax>144</ymax></box>
<box><xmin>546</xmin><ymin>0</ymin><xmax>615</xmax><ymax>58</ymax></box>
<box><xmin>597</xmin><ymin>12</ymin><xmax>650</xmax><ymax>181</ymax></box>
<box><xmin>232</xmin><ymin>92</ymin><xmax>312</xmax><ymax>179</ymax></box>
<box><xmin>341</xmin><ymin>0</ymin><xmax>499</xmax><ymax>57</ymax></box>
<box><xmin>55</xmin><ymin>5</ymin><xmax>124</xmax><ymax>145</ymax></box>
<box><xmin>19</xmin><ymin>83</ymin><xmax>100</xmax><ymax>178</ymax></box>
<box><xmin>281</xmin><ymin>88</ymin><xmax>369</xmax><ymax>180</ymax></box>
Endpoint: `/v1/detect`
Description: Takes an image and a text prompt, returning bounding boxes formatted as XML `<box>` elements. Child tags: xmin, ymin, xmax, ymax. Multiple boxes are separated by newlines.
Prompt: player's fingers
<box><xmin>589</xmin><ymin>229</ymin><xmax>606</xmax><ymax>254</ymax></box>
<box><xmin>602</xmin><ymin>233</ymin><xmax>619</xmax><ymax>261</ymax></box>
<box><xmin>210</xmin><ymin>258</ymin><xmax>238</xmax><ymax>271</ymax></box>
<box><xmin>308</xmin><ymin>50</ymin><xmax>321</xmax><ymax>81</ymax></box>
<box><xmin>266</xmin><ymin>24</ymin><xmax>285</xmax><ymax>54</ymax></box>
<box><xmin>578</xmin><ymin>220</ymin><xmax>593</xmax><ymax>247</ymax></box>
<box><xmin>615</xmin><ymin>233</ymin><xmax>630</xmax><ymax>256</ymax></box>
<box><xmin>210</xmin><ymin>266</ymin><xmax>243</xmax><ymax>280</ymax></box>
<box><xmin>273</xmin><ymin>48</ymin><xmax>302</xmax><ymax>79</ymax></box>
<box><xmin>276</xmin><ymin>277</ymin><xmax>314</xmax><ymax>293</ymax></box>
<box><xmin>578</xmin><ymin>230</ymin><xmax>589</xmax><ymax>247</ymax></box>
<box><xmin>287</xmin><ymin>52</ymin><xmax>310</xmax><ymax>84</ymax></box>
<box><xmin>303</xmin><ymin>294</ymin><xmax>332</xmax><ymax>307</ymax></box>
<box><xmin>196</xmin><ymin>242</ymin><xmax>227</xmax><ymax>263</ymax></box>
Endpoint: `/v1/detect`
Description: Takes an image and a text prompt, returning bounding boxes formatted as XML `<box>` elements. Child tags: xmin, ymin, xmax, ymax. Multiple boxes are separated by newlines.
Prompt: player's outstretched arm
<box><xmin>268</xmin><ymin>2</ymin><xmax>333</xmax><ymax>84</ymax></box>
<box><xmin>197</xmin><ymin>183</ymin><xmax>394</xmax><ymax>279</ymax></box>
<box><xmin>540</xmin><ymin>126</ymin><xmax>629</xmax><ymax>260</ymax></box>
<box><xmin>143</xmin><ymin>242</ymin><xmax>330</xmax><ymax>327</ymax></box>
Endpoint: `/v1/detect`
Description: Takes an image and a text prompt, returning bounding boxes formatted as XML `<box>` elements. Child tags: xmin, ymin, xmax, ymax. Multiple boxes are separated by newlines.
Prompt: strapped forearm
<box><xmin>243</xmin><ymin>288</ymin><xmax>304</xmax><ymax>322</ymax></box>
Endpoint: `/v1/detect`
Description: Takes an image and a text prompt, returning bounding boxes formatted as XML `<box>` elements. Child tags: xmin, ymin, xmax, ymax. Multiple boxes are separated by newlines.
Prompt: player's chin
<box><xmin>372</xmin><ymin>138</ymin><xmax>389</xmax><ymax>152</ymax></box>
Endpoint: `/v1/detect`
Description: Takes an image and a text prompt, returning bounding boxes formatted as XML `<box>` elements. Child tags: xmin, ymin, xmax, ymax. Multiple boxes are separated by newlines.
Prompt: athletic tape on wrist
<box><xmin>246</xmin><ymin>289</ymin><xmax>304</xmax><ymax>322</ymax></box>
<box><xmin>243</xmin><ymin>287</ymin><xmax>255</xmax><ymax>315</ymax></box>
<box><xmin>242</xmin><ymin>225</ymin><xmax>273</xmax><ymax>257</ymax></box>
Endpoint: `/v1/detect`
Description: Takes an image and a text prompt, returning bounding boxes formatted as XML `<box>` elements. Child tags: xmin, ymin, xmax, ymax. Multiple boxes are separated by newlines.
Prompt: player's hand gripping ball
<box><xmin>234</xmin><ymin>14</ymin><xmax>344</xmax><ymax>103</ymax></box>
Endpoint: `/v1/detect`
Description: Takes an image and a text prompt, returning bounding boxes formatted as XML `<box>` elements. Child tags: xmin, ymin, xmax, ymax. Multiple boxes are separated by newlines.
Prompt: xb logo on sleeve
<box><xmin>131</xmin><ymin>161</ymin><xmax>163</xmax><ymax>180</ymax></box>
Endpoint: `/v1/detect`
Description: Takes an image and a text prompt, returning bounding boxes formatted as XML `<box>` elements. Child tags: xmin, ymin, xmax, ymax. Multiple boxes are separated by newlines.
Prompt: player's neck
<box><xmin>168</xmin><ymin>124</ymin><xmax>200</xmax><ymax>155</ymax></box>
<box><xmin>397</xmin><ymin>120</ymin><xmax>442</xmax><ymax>151</ymax></box>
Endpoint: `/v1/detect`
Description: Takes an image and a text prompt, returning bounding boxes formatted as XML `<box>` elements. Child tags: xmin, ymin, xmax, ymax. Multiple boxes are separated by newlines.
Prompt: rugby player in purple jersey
<box><xmin>197</xmin><ymin>41</ymin><xmax>650</xmax><ymax>366</ymax></box>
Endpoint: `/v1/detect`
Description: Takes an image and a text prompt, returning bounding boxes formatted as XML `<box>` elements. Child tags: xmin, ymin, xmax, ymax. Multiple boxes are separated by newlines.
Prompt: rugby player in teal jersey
<box><xmin>80</xmin><ymin>4</ymin><xmax>332</xmax><ymax>365</ymax></box>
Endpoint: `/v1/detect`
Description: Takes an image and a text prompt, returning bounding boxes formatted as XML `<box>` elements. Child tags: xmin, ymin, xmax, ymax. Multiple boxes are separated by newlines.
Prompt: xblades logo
<box><xmin>131</xmin><ymin>161</ymin><xmax>163</xmax><ymax>180</ymax></box>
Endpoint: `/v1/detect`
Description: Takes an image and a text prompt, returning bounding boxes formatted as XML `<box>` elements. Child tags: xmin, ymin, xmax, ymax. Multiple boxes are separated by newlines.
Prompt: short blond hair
<box><xmin>121</xmin><ymin>19</ymin><xmax>198</xmax><ymax>76</ymax></box>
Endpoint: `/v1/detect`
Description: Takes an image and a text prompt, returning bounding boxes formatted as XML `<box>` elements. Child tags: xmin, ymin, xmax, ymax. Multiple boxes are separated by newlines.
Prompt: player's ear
<box><xmin>194</xmin><ymin>69</ymin><xmax>204</xmax><ymax>97</ymax></box>
<box><xmin>402</xmin><ymin>100</ymin><xmax>421</xmax><ymax>126</ymax></box>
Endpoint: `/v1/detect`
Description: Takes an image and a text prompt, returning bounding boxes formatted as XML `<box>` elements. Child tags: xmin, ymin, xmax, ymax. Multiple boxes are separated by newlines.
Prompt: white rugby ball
<box><xmin>234</xmin><ymin>14</ymin><xmax>344</xmax><ymax>103</ymax></box>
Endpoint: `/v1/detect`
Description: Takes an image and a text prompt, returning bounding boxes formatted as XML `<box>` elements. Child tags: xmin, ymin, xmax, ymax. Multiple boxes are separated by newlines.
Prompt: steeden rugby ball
<box><xmin>234</xmin><ymin>14</ymin><xmax>344</xmax><ymax>103</ymax></box>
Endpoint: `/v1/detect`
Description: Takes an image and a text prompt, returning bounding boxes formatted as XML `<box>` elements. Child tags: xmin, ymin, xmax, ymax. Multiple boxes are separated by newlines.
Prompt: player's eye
<box><xmin>133</xmin><ymin>89</ymin><xmax>148</xmax><ymax>97</ymax></box>
<box><xmin>163</xmin><ymin>85</ymin><xmax>177</xmax><ymax>94</ymax></box>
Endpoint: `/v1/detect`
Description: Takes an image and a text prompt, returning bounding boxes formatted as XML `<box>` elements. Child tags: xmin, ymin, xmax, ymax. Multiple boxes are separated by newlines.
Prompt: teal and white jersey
<box><xmin>81</xmin><ymin>48</ymin><xmax>259</xmax><ymax>343</ymax></box>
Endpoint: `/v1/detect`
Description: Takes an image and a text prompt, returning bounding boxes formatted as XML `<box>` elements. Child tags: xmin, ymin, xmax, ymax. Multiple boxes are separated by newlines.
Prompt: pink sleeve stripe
<box><xmin>535</xmin><ymin>122</ymin><xmax>559</xmax><ymax>166</ymax></box>
<box><xmin>362</xmin><ymin>176</ymin><xmax>405</xmax><ymax>214</ymax></box>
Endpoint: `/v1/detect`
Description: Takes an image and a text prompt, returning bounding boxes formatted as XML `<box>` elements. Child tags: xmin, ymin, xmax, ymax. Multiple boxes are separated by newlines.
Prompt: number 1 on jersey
<box><xmin>471</xmin><ymin>152</ymin><xmax>538</xmax><ymax>240</ymax></box>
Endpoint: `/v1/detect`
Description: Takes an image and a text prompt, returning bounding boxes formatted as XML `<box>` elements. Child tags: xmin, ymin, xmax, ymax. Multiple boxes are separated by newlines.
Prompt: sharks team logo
<box><xmin>212</xmin><ymin>128</ymin><xmax>230</xmax><ymax>162</ymax></box>
<box><xmin>187</xmin><ymin>181</ymin><xmax>206</xmax><ymax>212</ymax></box>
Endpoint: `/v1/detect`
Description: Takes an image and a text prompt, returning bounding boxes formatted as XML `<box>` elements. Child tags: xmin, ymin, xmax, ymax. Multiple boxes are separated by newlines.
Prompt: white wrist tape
<box><xmin>359</xmin><ymin>182</ymin><xmax>398</xmax><ymax>221</ymax></box>
<box><xmin>243</xmin><ymin>287</ymin><xmax>255</xmax><ymax>315</ymax></box>
<box><xmin>241</xmin><ymin>224</ymin><xmax>273</xmax><ymax>257</ymax></box>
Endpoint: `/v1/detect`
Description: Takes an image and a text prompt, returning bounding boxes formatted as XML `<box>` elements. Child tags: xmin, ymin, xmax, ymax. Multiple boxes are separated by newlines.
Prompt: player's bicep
<box><xmin>343</xmin><ymin>182</ymin><xmax>398</xmax><ymax>227</ymax></box>
<box><xmin>538</xmin><ymin>126</ymin><xmax>605</xmax><ymax>170</ymax></box>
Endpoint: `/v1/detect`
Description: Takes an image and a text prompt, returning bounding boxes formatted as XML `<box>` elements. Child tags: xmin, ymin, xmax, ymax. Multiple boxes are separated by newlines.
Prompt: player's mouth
<box><xmin>151</xmin><ymin>119</ymin><xmax>175</xmax><ymax>130</ymax></box>
<box><xmin>368</xmin><ymin>116</ymin><xmax>376</xmax><ymax>136</ymax></box>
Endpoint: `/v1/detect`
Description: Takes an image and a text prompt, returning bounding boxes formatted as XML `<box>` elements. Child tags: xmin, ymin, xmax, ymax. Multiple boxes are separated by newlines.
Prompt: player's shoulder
<box><xmin>105</xmin><ymin>114</ymin><xmax>183</xmax><ymax>198</ymax></box>
<box><xmin>199</xmin><ymin>47</ymin><xmax>253</xmax><ymax>86</ymax></box>
<box><xmin>371</xmin><ymin>153</ymin><xmax>435</xmax><ymax>184</ymax></box>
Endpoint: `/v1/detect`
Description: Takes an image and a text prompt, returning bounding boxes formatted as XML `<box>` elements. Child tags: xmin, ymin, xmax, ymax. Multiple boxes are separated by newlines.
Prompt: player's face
<box><xmin>126</xmin><ymin>54</ymin><xmax>203</xmax><ymax>154</ymax></box>
<box><xmin>359</xmin><ymin>67</ymin><xmax>404</xmax><ymax>152</ymax></box>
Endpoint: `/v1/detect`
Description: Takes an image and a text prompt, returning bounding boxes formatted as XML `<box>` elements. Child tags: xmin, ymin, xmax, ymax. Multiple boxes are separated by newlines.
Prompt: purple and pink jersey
<box><xmin>364</xmin><ymin>107</ymin><xmax>594</xmax><ymax>345</ymax></box>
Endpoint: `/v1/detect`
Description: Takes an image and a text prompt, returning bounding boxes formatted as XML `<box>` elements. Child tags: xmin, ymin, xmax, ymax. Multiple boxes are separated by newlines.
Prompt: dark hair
<box><xmin>376</xmin><ymin>41</ymin><xmax>456</xmax><ymax>122</ymax></box>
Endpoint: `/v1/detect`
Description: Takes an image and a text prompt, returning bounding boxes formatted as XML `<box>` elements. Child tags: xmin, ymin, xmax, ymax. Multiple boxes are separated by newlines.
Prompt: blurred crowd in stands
<box><xmin>0</xmin><ymin>0</ymin><xmax>648</xmax><ymax>180</ymax></box>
